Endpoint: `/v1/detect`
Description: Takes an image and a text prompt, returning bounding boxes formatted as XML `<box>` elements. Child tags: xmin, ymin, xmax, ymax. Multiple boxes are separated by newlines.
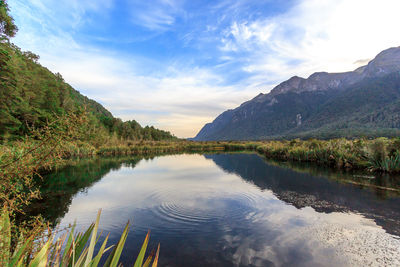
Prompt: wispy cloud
<box><xmin>127</xmin><ymin>0</ymin><xmax>184</xmax><ymax>31</ymax></box>
<box><xmin>54</xmin><ymin>55</ymin><xmax>256</xmax><ymax>137</ymax></box>
<box><xmin>8</xmin><ymin>0</ymin><xmax>400</xmax><ymax>138</ymax></box>
<box><xmin>219</xmin><ymin>0</ymin><xmax>400</xmax><ymax>83</ymax></box>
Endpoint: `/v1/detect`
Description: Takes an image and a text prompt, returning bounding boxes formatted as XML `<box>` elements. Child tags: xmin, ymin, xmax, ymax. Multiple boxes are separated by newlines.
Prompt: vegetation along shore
<box><xmin>1</xmin><ymin>0</ymin><xmax>400</xmax><ymax>266</ymax></box>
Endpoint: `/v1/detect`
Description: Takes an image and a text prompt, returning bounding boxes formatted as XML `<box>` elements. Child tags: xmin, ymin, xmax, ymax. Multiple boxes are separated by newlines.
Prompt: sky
<box><xmin>8</xmin><ymin>0</ymin><xmax>400</xmax><ymax>138</ymax></box>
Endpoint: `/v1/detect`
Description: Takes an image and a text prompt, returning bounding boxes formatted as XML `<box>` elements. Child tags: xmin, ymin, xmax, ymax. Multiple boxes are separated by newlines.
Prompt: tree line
<box><xmin>0</xmin><ymin>0</ymin><xmax>176</xmax><ymax>143</ymax></box>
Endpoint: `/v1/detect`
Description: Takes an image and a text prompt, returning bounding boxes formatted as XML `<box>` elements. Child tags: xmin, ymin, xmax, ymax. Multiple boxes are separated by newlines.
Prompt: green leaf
<box><xmin>74</xmin><ymin>223</ymin><xmax>94</xmax><ymax>263</ymax></box>
<box><xmin>28</xmin><ymin>238</ymin><xmax>52</xmax><ymax>267</ymax></box>
<box><xmin>84</xmin><ymin>209</ymin><xmax>101</xmax><ymax>266</ymax></box>
<box><xmin>75</xmin><ymin>246</ymin><xmax>89</xmax><ymax>267</ymax></box>
<box><xmin>89</xmin><ymin>233</ymin><xmax>109</xmax><ymax>267</ymax></box>
<box><xmin>133</xmin><ymin>230</ymin><xmax>150</xmax><ymax>267</ymax></box>
<box><xmin>61</xmin><ymin>223</ymin><xmax>76</xmax><ymax>267</ymax></box>
<box><xmin>9</xmin><ymin>235</ymin><xmax>33</xmax><ymax>267</ymax></box>
<box><xmin>103</xmin><ymin>221</ymin><xmax>130</xmax><ymax>267</ymax></box>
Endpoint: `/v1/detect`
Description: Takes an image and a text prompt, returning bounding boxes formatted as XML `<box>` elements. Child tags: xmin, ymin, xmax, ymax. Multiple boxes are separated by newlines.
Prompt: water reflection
<box><xmin>206</xmin><ymin>153</ymin><xmax>400</xmax><ymax>236</ymax></box>
<box><xmin>37</xmin><ymin>153</ymin><xmax>400</xmax><ymax>266</ymax></box>
<box><xmin>29</xmin><ymin>157</ymin><xmax>144</xmax><ymax>225</ymax></box>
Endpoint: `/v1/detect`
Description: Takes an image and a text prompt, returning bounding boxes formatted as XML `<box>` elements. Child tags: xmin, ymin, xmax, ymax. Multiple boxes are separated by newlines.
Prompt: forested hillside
<box><xmin>0</xmin><ymin>39</ymin><xmax>175</xmax><ymax>142</ymax></box>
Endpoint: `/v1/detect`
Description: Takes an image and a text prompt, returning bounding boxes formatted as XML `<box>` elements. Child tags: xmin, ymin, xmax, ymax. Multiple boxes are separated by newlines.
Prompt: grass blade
<box><xmin>84</xmin><ymin>209</ymin><xmax>101</xmax><ymax>266</ymax></box>
<box><xmin>89</xmin><ymin>233</ymin><xmax>109</xmax><ymax>267</ymax></box>
<box><xmin>28</xmin><ymin>238</ymin><xmax>52</xmax><ymax>267</ymax></box>
<box><xmin>151</xmin><ymin>244</ymin><xmax>160</xmax><ymax>267</ymax></box>
<box><xmin>75</xmin><ymin>246</ymin><xmax>89</xmax><ymax>267</ymax></box>
<box><xmin>133</xmin><ymin>230</ymin><xmax>150</xmax><ymax>267</ymax></box>
<box><xmin>61</xmin><ymin>223</ymin><xmax>76</xmax><ymax>267</ymax></box>
<box><xmin>9</xmin><ymin>235</ymin><xmax>33</xmax><ymax>267</ymax></box>
<box><xmin>74</xmin><ymin>224</ymin><xmax>94</xmax><ymax>263</ymax></box>
<box><xmin>141</xmin><ymin>248</ymin><xmax>155</xmax><ymax>267</ymax></box>
<box><xmin>103</xmin><ymin>221</ymin><xmax>130</xmax><ymax>267</ymax></box>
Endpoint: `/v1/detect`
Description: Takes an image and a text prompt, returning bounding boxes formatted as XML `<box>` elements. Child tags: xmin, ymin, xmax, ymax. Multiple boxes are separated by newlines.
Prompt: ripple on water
<box><xmin>145</xmin><ymin>187</ymin><xmax>266</xmax><ymax>233</ymax></box>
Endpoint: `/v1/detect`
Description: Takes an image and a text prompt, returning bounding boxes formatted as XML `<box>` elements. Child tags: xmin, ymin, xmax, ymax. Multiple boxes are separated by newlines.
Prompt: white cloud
<box><xmin>14</xmin><ymin>0</ymin><xmax>114</xmax><ymax>31</ymax></box>
<box><xmin>9</xmin><ymin>0</ymin><xmax>251</xmax><ymax>138</ymax></box>
<box><xmin>8</xmin><ymin>0</ymin><xmax>400</xmax><ymax>138</ymax></box>
<box><xmin>33</xmin><ymin>48</ymin><xmax>257</xmax><ymax>137</ymax></box>
<box><xmin>222</xmin><ymin>0</ymin><xmax>400</xmax><ymax>83</ymax></box>
<box><xmin>128</xmin><ymin>0</ymin><xmax>184</xmax><ymax>31</ymax></box>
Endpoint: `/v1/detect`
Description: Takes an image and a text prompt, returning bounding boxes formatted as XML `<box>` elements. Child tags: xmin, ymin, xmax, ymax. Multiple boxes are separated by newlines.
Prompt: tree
<box><xmin>0</xmin><ymin>0</ymin><xmax>17</xmax><ymax>40</ymax></box>
<box><xmin>0</xmin><ymin>43</ymin><xmax>19</xmax><ymax>138</ymax></box>
<box><xmin>22</xmin><ymin>51</ymin><xmax>39</xmax><ymax>63</ymax></box>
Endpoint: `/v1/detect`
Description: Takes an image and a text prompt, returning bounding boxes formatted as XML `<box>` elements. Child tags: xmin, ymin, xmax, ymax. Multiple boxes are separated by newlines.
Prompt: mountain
<box><xmin>0</xmin><ymin>41</ymin><xmax>176</xmax><ymax>141</ymax></box>
<box><xmin>194</xmin><ymin>46</ymin><xmax>400</xmax><ymax>140</ymax></box>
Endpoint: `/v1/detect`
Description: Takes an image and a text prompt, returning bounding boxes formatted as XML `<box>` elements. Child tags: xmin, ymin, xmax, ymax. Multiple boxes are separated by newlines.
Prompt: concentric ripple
<box><xmin>145</xmin><ymin>187</ymin><xmax>266</xmax><ymax>232</ymax></box>
<box><xmin>52</xmin><ymin>153</ymin><xmax>400</xmax><ymax>266</ymax></box>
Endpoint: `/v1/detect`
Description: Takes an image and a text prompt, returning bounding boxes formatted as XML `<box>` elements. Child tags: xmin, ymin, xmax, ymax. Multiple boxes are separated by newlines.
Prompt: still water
<box><xmin>37</xmin><ymin>153</ymin><xmax>400</xmax><ymax>266</ymax></box>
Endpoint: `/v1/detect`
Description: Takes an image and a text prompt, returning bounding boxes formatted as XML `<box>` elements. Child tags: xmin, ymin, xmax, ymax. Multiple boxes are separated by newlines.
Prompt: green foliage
<box><xmin>0</xmin><ymin>5</ymin><xmax>167</xmax><ymax>265</ymax></box>
<box><xmin>0</xmin><ymin>42</ymin><xmax>176</xmax><ymax>143</ymax></box>
<box><xmin>0</xmin><ymin>208</ymin><xmax>159</xmax><ymax>267</ymax></box>
<box><xmin>0</xmin><ymin>0</ymin><xmax>17</xmax><ymax>40</ymax></box>
<box><xmin>74</xmin><ymin>138</ymin><xmax>400</xmax><ymax>173</ymax></box>
<box><xmin>0</xmin><ymin>112</ymin><xmax>162</xmax><ymax>267</ymax></box>
<box><xmin>0</xmin><ymin>113</ymin><xmax>84</xmax><ymax>214</ymax></box>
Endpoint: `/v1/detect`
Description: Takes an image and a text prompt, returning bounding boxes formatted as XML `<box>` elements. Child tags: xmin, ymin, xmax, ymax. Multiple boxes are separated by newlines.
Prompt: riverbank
<box><xmin>70</xmin><ymin>137</ymin><xmax>400</xmax><ymax>173</ymax></box>
<box><xmin>2</xmin><ymin>137</ymin><xmax>400</xmax><ymax>174</ymax></box>
<box><xmin>1</xmin><ymin>137</ymin><xmax>400</xmax><ymax>265</ymax></box>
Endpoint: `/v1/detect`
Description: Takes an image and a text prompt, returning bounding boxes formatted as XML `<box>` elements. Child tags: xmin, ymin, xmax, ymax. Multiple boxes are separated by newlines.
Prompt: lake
<box><xmin>35</xmin><ymin>153</ymin><xmax>400</xmax><ymax>266</ymax></box>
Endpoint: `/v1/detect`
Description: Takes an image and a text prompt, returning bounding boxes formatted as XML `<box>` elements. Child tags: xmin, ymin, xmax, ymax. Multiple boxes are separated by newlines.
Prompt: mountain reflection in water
<box><xmin>206</xmin><ymin>153</ymin><xmax>400</xmax><ymax>236</ymax></box>
<box><xmin>34</xmin><ymin>153</ymin><xmax>400</xmax><ymax>267</ymax></box>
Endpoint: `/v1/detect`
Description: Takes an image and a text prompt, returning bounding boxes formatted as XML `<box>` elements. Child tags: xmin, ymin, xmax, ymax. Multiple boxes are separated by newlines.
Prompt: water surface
<box><xmin>38</xmin><ymin>153</ymin><xmax>400</xmax><ymax>266</ymax></box>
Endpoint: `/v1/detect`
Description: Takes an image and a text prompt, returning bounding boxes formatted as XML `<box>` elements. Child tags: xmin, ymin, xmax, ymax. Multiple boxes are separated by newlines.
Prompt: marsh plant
<box><xmin>0</xmin><ymin>209</ymin><xmax>159</xmax><ymax>267</ymax></box>
<box><xmin>0</xmin><ymin>113</ymin><xmax>159</xmax><ymax>266</ymax></box>
<box><xmin>1</xmin><ymin>113</ymin><xmax>400</xmax><ymax>266</ymax></box>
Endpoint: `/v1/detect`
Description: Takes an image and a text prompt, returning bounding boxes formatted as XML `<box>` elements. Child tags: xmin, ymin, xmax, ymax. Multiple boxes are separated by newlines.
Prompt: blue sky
<box><xmin>8</xmin><ymin>0</ymin><xmax>400</xmax><ymax>137</ymax></box>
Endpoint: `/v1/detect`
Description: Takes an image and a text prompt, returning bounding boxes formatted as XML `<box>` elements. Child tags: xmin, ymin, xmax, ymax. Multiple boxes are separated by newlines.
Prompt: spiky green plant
<box><xmin>0</xmin><ymin>209</ymin><xmax>159</xmax><ymax>267</ymax></box>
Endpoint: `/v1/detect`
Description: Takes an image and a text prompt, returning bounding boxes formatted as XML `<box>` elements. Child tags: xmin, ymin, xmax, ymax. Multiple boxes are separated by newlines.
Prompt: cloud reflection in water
<box><xmin>53</xmin><ymin>154</ymin><xmax>400</xmax><ymax>266</ymax></box>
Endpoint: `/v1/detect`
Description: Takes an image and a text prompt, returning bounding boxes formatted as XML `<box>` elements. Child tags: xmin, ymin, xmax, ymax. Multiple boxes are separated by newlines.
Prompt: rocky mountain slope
<box><xmin>194</xmin><ymin>46</ymin><xmax>400</xmax><ymax>140</ymax></box>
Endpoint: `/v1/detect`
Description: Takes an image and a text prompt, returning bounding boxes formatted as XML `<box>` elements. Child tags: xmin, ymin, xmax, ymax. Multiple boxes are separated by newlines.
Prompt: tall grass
<box><xmin>0</xmin><ymin>209</ymin><xmax>159</xmax><ymax>266</ymax></box>
<box><xmin>2</xmin><ymin>113</ymin><xmax>400</xmax><ymax>266</ymax></box>
<box><xmin>79</xmin><ymin>137</ymin><xmax>400</xmax><ymax>173</ymax></box>
<box><xmin>3</xmin><ymin>137</ymin><xmax>400</xmax><ymax>174</ymax></box>
<box><xmin>0</xmin><ymin>114</ymin><xmax>160</xmax><ymax>266</ymax></box>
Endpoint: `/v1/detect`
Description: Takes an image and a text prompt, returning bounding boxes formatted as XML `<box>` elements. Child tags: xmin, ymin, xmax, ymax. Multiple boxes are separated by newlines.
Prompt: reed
<box><xmin>2</xmin><ymin>122</ymin><xmax>400</xmax><ymax>266</ymax></box>
<box><xmin>0</xmin><ymin>209</ymin><xmax>159</xmax><ymax>267</ymax></box>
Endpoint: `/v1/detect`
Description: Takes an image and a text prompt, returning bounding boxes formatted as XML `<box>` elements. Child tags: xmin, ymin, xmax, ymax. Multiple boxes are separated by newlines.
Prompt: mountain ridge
<box><xmin>194</xmin><ymin>46</ymin><xmax>400</xmax><ymax>141</ymax></box>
